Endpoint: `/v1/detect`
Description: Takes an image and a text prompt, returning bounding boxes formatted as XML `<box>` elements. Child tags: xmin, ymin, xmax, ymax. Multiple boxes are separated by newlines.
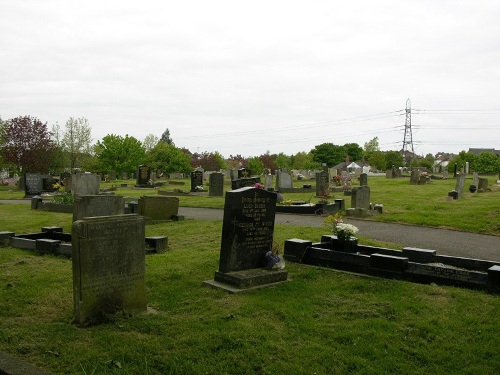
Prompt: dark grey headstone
<box><xmin>209</xmin><ymin>172</ymin><xmax>224</xmax><ymax>197</ymax></box>
<box><xmin>238</xmin><ymin>168</ymin><xmax>251</xmax><ymax>178</ymax></box>
<box><xmin>136</xmin><ymin>165</ymin><xmax>151</xmax><ymax>186</ymax></box>
<box><xmin>190</xmin><ymin>170</ymin><xmax>203</xmax><ymax>191</ymax></box>
<box><xmin>218</xmin><ymin>187</ymin><xmax>277</xmax><ymax>273</ymax></box>
<box><xmin>24</xmin><ymin>173</ymin><xmax>43</xmax><ymax>196</ymax></box>
<box><xmin>315</xmin><ymin>171</ymin><xmax>329</xmax><ymax>197</ymax></box>
<box><xmin>359</xmin><ymin>173</ymin><xmax>368</xmax><ymax>186</ymax></box>
<box><xmin>455</xmin><ymin>173</ymin><xmax>466</xmax><ymax>197</ymax></box>
<box><xmin>72</xmin><ymin>215</ymin><xmax>146</xmax><ymax>325</ymax></box>
<box><xmin>73</xmin><ymin>195</ymin><xmax>125</xmax><ymax>222</ymax></box>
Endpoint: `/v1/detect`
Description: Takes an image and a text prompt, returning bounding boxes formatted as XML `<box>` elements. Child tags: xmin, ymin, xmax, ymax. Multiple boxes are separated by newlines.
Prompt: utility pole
<box><xmin>402</xmin><ymin>98</ymin><xmax>414</xmax><ymax>164</ymax></box>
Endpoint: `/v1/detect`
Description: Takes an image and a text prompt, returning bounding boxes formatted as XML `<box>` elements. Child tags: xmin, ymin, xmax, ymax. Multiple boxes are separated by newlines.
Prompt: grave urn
<box><xmin>330</xmin><ymin>236</ymin><xmax>358</xmax><ymax>253</ymax></box>
<box><xmin>468</xmin><ymin>184</ymin><xmax>477</xmax><ymax>193</ymax></box>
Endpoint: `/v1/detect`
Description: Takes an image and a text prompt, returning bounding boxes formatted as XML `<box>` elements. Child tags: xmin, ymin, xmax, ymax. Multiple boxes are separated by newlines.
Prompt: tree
<box><xmin>191</xmin><ymin>151</ymin><xmax>227</xmax><ymax>171</ymax></box>
<box><xmin>160</xmin><ymin>128</ymin><xmax>174</xmax><ymax>145</ymax></box>
<box><xmin>143</xmin><ymin>134</ymin><xmax>159</xmax><ymax>152</ymax></box>
<box><xmin>368</xmin><ymin>150</ymin><xmax>386</xmax><ymax>171</ymax></box>
<box><xmin>275</xmin><ymin>152</ymin><xmax>291</xmax><ymax>169</ymax></box>
<box><xmin>385</xmin><ymin>150</ymin><xmax>404</xmax><ymax>170</ymax></box>
<box><xmin>1</xmin><ymin>115</ymin><xmax>56</xmax><ymax>174</ymax></box>
<box><xmin>473</xmin><ymin>152</ymin><xmax>500</xmax><ymax>174</ymax></box>
<box><xmin>364</xmin><ymin>137</ymin><xmax>380</xmax><ymax>154</ymax></box>
<box><xmin>343</xmin><ymin>143</ymin><xmax>363</xmax><ymax>163</ymax></box>
<box><xmin>447</xmin><ymin>151</ymin><xmax>476</xmax><ymax>173</ymax></box>
<box><xmin>147</xmin><ymin>142</ymin><xmax>191</xmax><ymax>175</ymax></box>
<box><xmin>226</xmin><ymin>154</ymin><xmax>248</xmax><ymax>170</ymax></box>
<box><xmin>62</xmin><ymin>117</ymin><xmax>92</xmax><ymax>172</ymax></box>
<box><xmin>95</xmin><ymin>134</ymin><xmax>145</xmax><ymax>175</ymax></box>
<box><xmin>291</xmin><ymin>151</ymin><xmax>317</xmax><ymax>170</ymax></box>
<box><xmin>247</xmin><ymin>156</ymin><xmax>264</xmax><ymax>175</ymax></box>
<box><xmin>259</xmin><ymin>152</ymin><xmax>278</xmax><ymax>172</ymax></box>
<box><xmin>310</xmin><ymin>143</ymin><xmax>345</xmax><ymax>167</ymax></box>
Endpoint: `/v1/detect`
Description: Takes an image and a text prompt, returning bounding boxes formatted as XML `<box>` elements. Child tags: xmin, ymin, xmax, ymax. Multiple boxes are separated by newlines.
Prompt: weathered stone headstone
<box><xmin>473</xmin><ymin>172</ymin><xmax>479</xmax><ymax>189</ymax></box>
<box><xmin>276</xmin><ymin>170</ymin><xmax>293</xmax><ymax>190</ymax></box>
<box><xmin>190</xmin><ymin>170</ymin><xmax>203</xmax><ymax>192</ymax></box>
<box><xmin>72</xmin><ymin>215</ymin><xmax>146</xmax><ymax>325</ymax></box>
<box><xmin>218</xmin><ymin>187</ymin><xmax>277</xmax><ymax>273</ymax></box>
<box><xmin>359</xmin><ymin>173</ymin><xmax>368</xmax><ymax>186</ymax></box>
<box><xmin>351</xmin><ymin>185</ymin><xmax>370</xmax><ymax>210</ymax></box>
<box><xmin>443</xmin><ymin>170</ymin><xmax>449</xmax><ymax>179</ymax></box>
<box><xmin>72</xmin><ymin>173</ymin><xmax>100</xmax><ymax>196</ymax></box>
<box><xmin>24</xmin><ymin>173</ymin><xmax>44</xmax><ymax>197</ymax></box>
<box><xmin>209</xmin><ymin>172</ymin><xmax>224</xmax><ymax>197</ymax></box>
<box><xmin>264</xmin><ymin>174</ymin><xmax>273</xmax><ymax>190</ymax></box>
<box><xmin>137</xmin><ymin>196</ymin><xmax>179</xmax><ymax>220</ymax></box>
<box><xmin>410</xmin><ymin>169</ymin><xmax>420</xmax><ymax>185</ymax></box>
<box><xmin>315</xmin><ymin>171</ymin><xmax>329</xmax><ymax>197</ymax></box>
<box><xmin>73</xmin><ymin>195</ymin><xmax>125</xmax><ymax>222</ymax></box>
<box><xmin>478</xmin><ymin>178</ymin><xmax>488</xmax><ymax>191</ymax></box>
<box><xmin>455</xmin><ymin>173</ymin><xmax>466</xmax><ymax>197</ymax></box>
<box><xmin>136</xmin><ymin>165</ymin><xmax>151</xmax><ymax>187</ymax></box>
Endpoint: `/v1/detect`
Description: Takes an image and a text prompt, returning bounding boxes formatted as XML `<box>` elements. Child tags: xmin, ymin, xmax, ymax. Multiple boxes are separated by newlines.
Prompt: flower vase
<box><xmin>330</xmin><ymin>236</ymin><xmax>358</xmax><ymax>253</ymax></box>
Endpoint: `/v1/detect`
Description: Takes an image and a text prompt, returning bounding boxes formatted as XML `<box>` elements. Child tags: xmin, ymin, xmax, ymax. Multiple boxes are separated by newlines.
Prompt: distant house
<box><xmin>468</xmin><ymin>148</ymin><xmax>500</xmax><ymax>157</ymax></box>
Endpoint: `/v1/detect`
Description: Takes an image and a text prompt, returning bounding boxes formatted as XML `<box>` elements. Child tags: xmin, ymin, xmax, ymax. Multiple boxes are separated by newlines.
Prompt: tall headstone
<box><xmin>473</xmin><ymin>172</ymin><xmax>479</xmax><ymax>188</ymax></box>
<box><xmin>72</xmin><ymin>215</ymin><xmax>146</xmax><ymax>325</ymax></box>
<box><xmin>136</xmin><ymin>165</ymin><xmax>151</xmax><ymax>187</ymax></box>
<box><xmin>359</xmin><ymin>173</ymin><xmax>368</xmax><ymax>186</ymax></box>
<box><xmin>264</xmin><ymin>174</ymin><xmax>273</xmax><ymax>190</ymax></box>
<box><xmin>351</xmin><ymin>185</ymin><xmax>370</xmax><ymax>210</ymax></box>
<box><xmin>190</xmin><ymin>170</ymin><xmax>203</xmax><ymax>192</ymax></box>
<box><xmin>276</xmin><ymin>170</ymin><xmax>293</xmax><ymax>190</ymax></box>
<box><xmin>218</xmin><ymin>187</ymin><xmax>277</xmax><ymax>273</ymax></box>
<box><xmin>72</xmin><ymin>173</ymin><xmax>100</xmax><ymax>196</ymax></box>
<box><xmin>209</xmin><ymin>172</ymin><xmax>224</xmax><ymax>197</ymax></box>
<box><xmin>455</xmin><ymin>173</ymin><xmax>466</xmax><ymax>197</ymax></box>
<box><xmin>315</xmin><ymin>171</ymin><xmax>329</xmax><ymax>197</ymax></box>
<box><xmin>410</xmin><ymin>169</ymin><xmax>420</xmax><ymax>185</ymax></box>
<box><xmin>73</xmin><ymin>195</ymin><xmax>125</xmax><ymax>222</ymax></box>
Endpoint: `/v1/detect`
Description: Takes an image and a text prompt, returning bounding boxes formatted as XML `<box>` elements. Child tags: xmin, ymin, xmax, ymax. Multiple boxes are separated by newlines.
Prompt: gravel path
<box><xmin>179</xmin><ymin>207</ymin><xmax>500</xmax><ymax>262</ymax></box>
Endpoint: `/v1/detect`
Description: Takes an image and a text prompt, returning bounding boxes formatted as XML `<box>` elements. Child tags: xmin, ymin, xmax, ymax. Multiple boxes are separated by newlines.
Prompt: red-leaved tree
<box><xmin>2</xmin><ymin>116</ymin><xmax>56</xmax><ymax>174</ymax></box>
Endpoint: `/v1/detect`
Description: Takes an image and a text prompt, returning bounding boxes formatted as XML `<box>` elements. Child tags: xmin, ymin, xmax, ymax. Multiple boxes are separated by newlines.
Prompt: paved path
<box><xmin>179</xmin><ymin>207</ymin><xmax>500</xmax><ymax>262</ymax></box>
<box><xmin>1</xmin><ymin>200</ymin><xmax>499</xmax><ymax>262</ymax></box>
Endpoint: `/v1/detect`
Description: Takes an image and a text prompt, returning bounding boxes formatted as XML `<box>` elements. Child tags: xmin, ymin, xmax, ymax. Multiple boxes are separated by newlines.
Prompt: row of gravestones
<box><xmin>24</xmin><ymin>172</ymin><xmax>100</xmax><ymax>197</ymax></box>
<box><xmin>448</xmin><ymin>173</ymin><xmax>489</xmax><ymax>199</ymax></box>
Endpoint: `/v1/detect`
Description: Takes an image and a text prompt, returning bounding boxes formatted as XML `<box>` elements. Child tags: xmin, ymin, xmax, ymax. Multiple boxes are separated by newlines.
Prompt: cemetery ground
<box><xmin>0</xmin><ymin>175</ymin><xmax>499</xmax><ymax>374</ymax></box>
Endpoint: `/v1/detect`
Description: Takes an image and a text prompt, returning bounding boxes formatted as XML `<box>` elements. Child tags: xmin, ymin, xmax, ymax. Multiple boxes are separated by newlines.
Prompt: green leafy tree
<box><xmin>367</xmin><ymin>150</ymin><xmax>386</xmax><ymax>171</ymax></box>
<box><xmin>291</xmin><ymin>151</ymin><xmax>317</xmax><ymax>170</ymax></box>
<box><xmin>363</xmin><ymin>137</ymin><xmax>380</xmax><ymax>160</ymax></box>
<box><xmin>343</xmin><ymin>143</ymin><xmax>363</xmax><ymax>162</ymax></box>
<box><xmin>275</xmin><ymin>152</ymin><xmax>291</xmax><ymax>169</ymax></box>
<box><xmin>385</xmin><ymin>150</ymin><xmax>404</xmax><ymax>170</ymax></box>
<box><xmin>247</xmin><ymin>156</ymin><xmax>264</xmax><ymax>175</ymax></box>
<box><xmin>473</xmin><ymin>152</ymin><xmax>500</xmax><ymax>174</ymax></box>
<box><xmin>62</xmin><ymin>117</ymin><xmax>92</xmax><ymax>173</ymax></box>
<box><xmin>1</xmin><ymin>115</ymin><xmax>56</xmax><ymax>174</ymax></box>
<box><xmin>311</xmin><ymin>143</ymin><xmax>345</xmax><ymax>167</ymax></box>
<box><xmin>95</xmin><ymin>134</ymin><xmax>145</xmax><ymax>175</ymax></box>
<box><xmin>447</xmin><ymin>151</ymin><xmax>476</xmax><ymax>173</ymax></box>
<box><xmin>147</xmin><ymin>142</ymin><xmax>191</xmax><ymax>175</ymax></box>
<box><xmin>143</xmin><ymin>134</ymin><xmax>159</xmax><ymax>152</ymax></box>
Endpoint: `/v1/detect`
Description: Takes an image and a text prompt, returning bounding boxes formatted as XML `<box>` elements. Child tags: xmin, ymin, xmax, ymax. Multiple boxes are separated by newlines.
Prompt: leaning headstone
<box><xmin>136</xmin><ymin>165</ymin><xmax>151</xmax><ymax>187</ymax></box>
<box><xmin>137</xmin><ymin>196</ymin><xmax>179</xmax><ymax>220</ymax></box>
<box><xmin>351</xmin><ymin>185</ymin><xmax>370</xmax><ymax>210</ymax></box>
<box><xmin>72</xmin><ymin>215</ymin><xmax>147</xmax><ymax>325</ymax></box>
<box><xmin>72</xmin><ymin>173</ymin><xmax>100</xmax><ymax>196</ymax></box>
<box><xmin>206</xmin><ymin>187</ymin><xmax>287</xmax><ymax>292</ymax></box>
<box><xmin>190</xmin><ymin>170</ymin><xmax>203</xmax><ymax>192</ymax></box>
<box><xmin>209</xmin><ymin>172</ymin><xmax>224</xmax><ymax>197</ymax></box>
<box><xmin>315</xmin><ymin>171</ymin><xmax>329</xmax><ymax>197</ymax></box>
<box><xmin>359</xmin><ymin>173</ymin><xmax>368</xmax><ymax>186</ymax></box>
<box><xmin>24</xmin><ymin>173</ymin><xmax>44</xmax><ymax>197</ymax></box>
<box><xmin>73</xmin><ymin>195</ymin><xmax>125</xmax><ymax>222</ymax></box>
<box><xmin>455</xmin><ymin>173</ymin><xmax>466</xmax><ymax>197</ymax></box>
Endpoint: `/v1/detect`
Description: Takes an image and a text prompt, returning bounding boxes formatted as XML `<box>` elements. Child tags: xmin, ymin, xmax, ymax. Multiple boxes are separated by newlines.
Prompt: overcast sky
<box><xmin>1</xmin><ymin>1</ymin><xmax>499</xmax><ymax>158</ymax></box>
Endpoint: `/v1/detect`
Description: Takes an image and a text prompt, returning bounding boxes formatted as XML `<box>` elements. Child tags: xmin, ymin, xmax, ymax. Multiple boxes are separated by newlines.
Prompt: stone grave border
<box><xmin>0</xmin><ymin>227</ymin><xmax>167</xmax><ymax>255</ymax></box>
<box><xmin>284</xmin><ymin>235</ymin><xmax>500</xmax><ymax>293</ymax></box>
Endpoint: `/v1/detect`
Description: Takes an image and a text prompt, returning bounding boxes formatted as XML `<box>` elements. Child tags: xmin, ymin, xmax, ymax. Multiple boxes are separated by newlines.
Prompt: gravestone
<box><xmin>359</xmin><ymin>173</ymin><xmax>368</xmax><ymax>186</ymax></box>
<box><xmin>315</xmin><ymin>171</ymin><xmax>329</xmax><ymax>197</ymax></box>
<box><xmin>473</xmin><ymin>172</ymin><xmax>479</xmax><ymax>190</ymax></box>
<box><xmin>72</xmin><ymin>215</ymin><xmax>146</xmax><ymax>325</ymax></box>
<box><xmin>276</xmin><ymin>170</ymin><xmax>293</xmax><ymax>190</ymax></box>
<box><xmin>209</xmin><ymin>172</ymin><xmax>224</xmax><ymax>197</ymax></box>
<box><xmin>190</xmin><ymin>170</ymin><xmax>203</xmax><ymax>192</ymax></box>
<box><xmin>455</xmin><ymin>173</ymin><xmax>466</xmax><ymax>197</ymax></box>
<box><xmin>72</xmin><ymin>173</ymin><xmax>100</xmax><ymax>196</ymax></box>
<box><xmin>73</xmin><ymin>195</ymin><xmax>125</xmax><ymax>222</ymax></box>
<box><xmin>351</xmin><ymin>185</ymin><xmax>370</xmax><ymax>210</ymax></box>
<box><xmin>341</xmin><ymin>171</ymin><xmax>352</xmax><ymax>193</ymax></box>
<box><xmin>264</xmin><ymin>174</ymin><xmax>273</xmax><ymax>190</ymax></box>
<box><xmin>410</xmin><ymin>169</ymin><xmax>420</xmax><ymax>185</ymax></box>
<box><xmin>478</xmin><ymin>178</ymin><xmax>488</xmax><ymax>191</ymax></box>
<box><xmin>24</xmin><ymin>173</ymin><xmax>44</xmax><ymax>197</ymax></box>
<box><xmin>443</xmin><ymin>170</ymin><xmax>449</xmax><ymax>179</ymax></box>
<box><xmin>137</xmin><ymin>196</ymin><xmax>179</xmax><ymax>220</ymax></box>
<box><xmin>136</xmin><ymin>165</ymin><xmax>151</xmax><ymax>187</ymax></box>
<box><xmin>218</xmin><ymin>187</ymin><xmax>278</xmax><ymax>273</ymax></box>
